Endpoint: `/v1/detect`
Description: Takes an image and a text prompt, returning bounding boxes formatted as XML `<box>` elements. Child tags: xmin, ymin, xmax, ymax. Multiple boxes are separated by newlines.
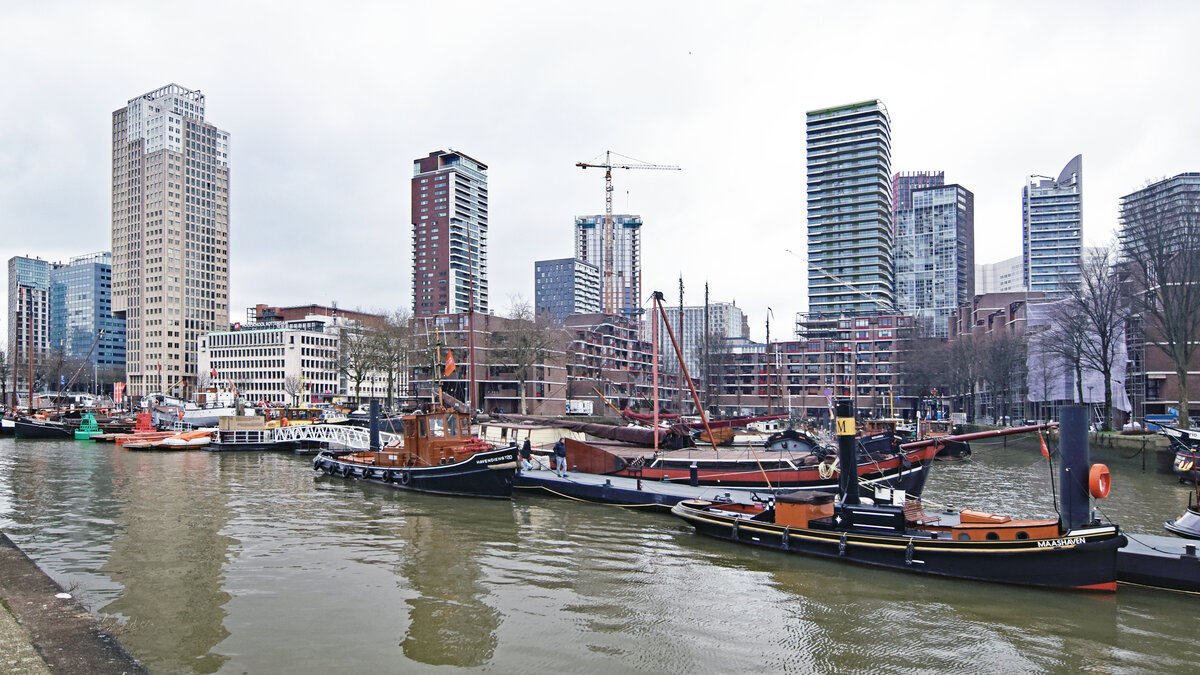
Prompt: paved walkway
<box><xmin>0</xmin><ymin>532</ymin><xmax>146</xmax><ymax>674</ymax></box>
<box><xmin>0</xmin><ymin>599</ymin><xmax>51</xmax><ymax>674</ymax></box>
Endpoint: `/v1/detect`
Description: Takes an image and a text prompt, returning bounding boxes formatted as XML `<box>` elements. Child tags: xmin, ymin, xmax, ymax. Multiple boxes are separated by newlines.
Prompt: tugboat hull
<box><xmin>672</xmin><ymin>501</ymin><xmax>1124</xmax><ymax>590</ymax></box>
<box><xmin>314</xmin><ymin>446</ymin><xmax>518</xmax><ymax>498</ymax></box>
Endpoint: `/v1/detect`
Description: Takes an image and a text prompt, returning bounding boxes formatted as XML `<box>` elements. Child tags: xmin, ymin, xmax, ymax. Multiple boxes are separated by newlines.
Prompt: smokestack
<box><xmin>1059</xmin><ymin>405</ymin><xmax>1090</xmax><ymax>530</ymax></box>
<box><xmin>369</xmin><ymin>399</ymin><xmax>381</xmax><ymax>451</ymax></box>
<box><xmin>836</xmin><ymin>399</ymin><xmax>859</xmax><ymax>504</ymax></box>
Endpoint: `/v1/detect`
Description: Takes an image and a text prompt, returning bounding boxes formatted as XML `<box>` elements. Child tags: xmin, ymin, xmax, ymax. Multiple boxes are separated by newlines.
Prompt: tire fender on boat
<box><xmin>400</xmin><ymin>470</ymin><xmax>411</xmax><ymax>485</ymax></box>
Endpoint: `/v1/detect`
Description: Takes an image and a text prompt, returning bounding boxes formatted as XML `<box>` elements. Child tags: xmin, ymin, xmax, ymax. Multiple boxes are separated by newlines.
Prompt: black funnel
<box><xmin>1059</xmin><ymin>405</ymin><xmax>1090</xmax><ymax>530</ymax></box>
<box><xmin>369</xmin><ymin>399</ymin><xmax>381</xmax><ymax>450</ymax></box>
<box><xmin>836</xmin><ymin>399</ymin><xmax>859</xmax><ymax>504</ymax></box>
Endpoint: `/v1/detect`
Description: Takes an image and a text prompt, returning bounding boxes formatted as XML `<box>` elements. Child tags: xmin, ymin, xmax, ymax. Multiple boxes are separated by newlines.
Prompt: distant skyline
<box><xmin>2</xmin><ymin>2</ymin><xmax>1197</xmax><ymax>342</ymax></box>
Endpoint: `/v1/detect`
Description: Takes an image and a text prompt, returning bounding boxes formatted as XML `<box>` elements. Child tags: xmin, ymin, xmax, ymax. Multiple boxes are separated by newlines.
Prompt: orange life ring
<box><xmin>281</xmin><ymin>417</ymin><xmax>289</xmax><ymax>427</ymax></box>
<box><xmin>1089</xmin><ymin>463</ymin><xmax>1111</xmax><ymax>499</ymax></box>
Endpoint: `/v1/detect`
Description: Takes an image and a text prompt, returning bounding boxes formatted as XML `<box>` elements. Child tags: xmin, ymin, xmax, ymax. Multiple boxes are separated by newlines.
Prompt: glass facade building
<box><xmin>574</xmin><ymin>215</ymin><xmax>642</xmax><ymax>320</ymax></box>
<box><xmin>534</xmin><ymin>258</ymin><xmax>600</xmax><ymax>324</ymax></box>
<box><xmin>807</xmin><ymin>100</ymin><xmax>894</xmax><ymax>315</ymax></box>
<box><xmin>49</xmin><ymin>252</ymin><xmax>126</xmax><ymax>373</ymax></box>
<box><xmin>895</xmin><ymin>185</ymin><xmax>975</xmax><ymax>338</ymax></box>
<box><xmin>1022</xmin><ymin>155</ymin><xmax>1082</xmax><ymax>296</ymax></box>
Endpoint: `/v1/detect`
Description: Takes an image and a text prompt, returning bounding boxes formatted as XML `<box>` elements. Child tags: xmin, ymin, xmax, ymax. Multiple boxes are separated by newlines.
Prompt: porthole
<box><xmin>957</xmin><ymin>532</ymin><xmax>971</xmax><ymax>541</ymax></box>
<box><xmin>985</xmin><ymin>532</ymin><xmax>999</xmax><ymax>541</ymax></box>
<box><xmin>1015</xmin><ymin>531</ymin><xmax>1029</xmax><ymax>540</ymax></box>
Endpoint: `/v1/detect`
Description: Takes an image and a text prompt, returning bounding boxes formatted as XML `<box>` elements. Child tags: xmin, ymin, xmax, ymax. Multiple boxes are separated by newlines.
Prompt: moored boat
<box><xmin>14</xmin><ymin>416</ymin><xmax>73</xmax><ymax>439</ymax></box>
<box><xmin>1153</xmin><ymin>424</ymin><xmax>1200</xmax><ymax>482</ymax></box>
<box><xmin>671</xmin><ymin>403</ymin><xmax>1125</xmax><ymax>591</ymax></box>
<box><xmin>313</xmin><ymin>406</ymin><xmax>518</xmax><ymax>498</ymax></box>
<box><xmin>1164</xmin><ymin>489</ymin><xmax>1200</xmax><ymax>539</ymax></box>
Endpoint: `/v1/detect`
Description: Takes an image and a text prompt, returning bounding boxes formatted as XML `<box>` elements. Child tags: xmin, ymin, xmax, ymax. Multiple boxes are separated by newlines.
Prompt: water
<box><xmin>0</xmin><ymin>435</ymin><xmax>1196</xmax><ymax>674</ymax></box>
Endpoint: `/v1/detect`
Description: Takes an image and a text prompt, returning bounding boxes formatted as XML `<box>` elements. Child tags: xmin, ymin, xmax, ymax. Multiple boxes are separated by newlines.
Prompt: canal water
<box><xmin>0</xmin><ymin>434</ymin><xmax>1196</xmax><ymax>674</ymax></box>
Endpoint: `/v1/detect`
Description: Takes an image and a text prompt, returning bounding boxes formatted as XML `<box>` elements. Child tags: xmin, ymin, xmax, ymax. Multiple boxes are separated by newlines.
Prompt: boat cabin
<box><xmin>354</xmin><ymin>408</ymin><xmax>489</xmax><ymax>468</ymax></box>
<box><xmin>264</xmin><ymin>407</ymin><xmax>322</xmax><ymax>428</ymax></box>
<box><xmin>918</xmin><ymin>419</ymin><xmax>953</xmax><ymax>438</ymax></box>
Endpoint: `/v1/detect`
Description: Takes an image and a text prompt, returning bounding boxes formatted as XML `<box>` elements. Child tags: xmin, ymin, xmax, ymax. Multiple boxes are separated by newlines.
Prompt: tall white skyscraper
<box><xmin>111</xmin><ymin>84</ymin><xmax>231</xmax><ymax>397</ymax></box>
<box><xmin>1022</xmin><ymin>155</ymin><xmax>1082</xmax><ymax>296</ymax></box>
<box><xmin>575</xmin><ymin>214</ymin><xmax>642</xmax><ymax>320</ymax></box>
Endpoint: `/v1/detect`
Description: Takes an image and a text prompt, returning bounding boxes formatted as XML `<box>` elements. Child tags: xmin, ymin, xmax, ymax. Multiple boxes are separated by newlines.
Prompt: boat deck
<box><xmin>1117</xmin><ymin>532</ymin><xmax>1200</xmax><ymax>593</ymax></box>
<box><xmin>514</xmin><ymin>466</ymin><xmax>788</xmax><ymax>510</ymax></box>
<box><xmin>584</xmin><ymin>440</ymin><xmax>818</xmax><ymax>462</ymax></box>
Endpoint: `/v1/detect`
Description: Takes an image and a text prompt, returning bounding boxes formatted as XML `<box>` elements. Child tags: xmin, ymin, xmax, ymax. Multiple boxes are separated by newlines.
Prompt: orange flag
<box><xmin>1039</xmin><ymin>432</ymin><xmax>1050</xmax><ymax>458</ymax></box>
<box><xmin>444</xmin><ymin>349</ymin><xmax>457</xmax><ymax>377</ymax></box>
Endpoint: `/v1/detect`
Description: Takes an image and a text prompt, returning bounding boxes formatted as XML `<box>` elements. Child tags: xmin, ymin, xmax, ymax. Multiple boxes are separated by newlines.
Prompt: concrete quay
<box><xmin>0</xmin><ymin>532</ymin><xmax>147</xmax><ymax>674</ymax></box>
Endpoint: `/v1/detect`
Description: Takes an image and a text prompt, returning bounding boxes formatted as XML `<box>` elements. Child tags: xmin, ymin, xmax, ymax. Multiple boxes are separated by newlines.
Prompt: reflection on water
<box><xmin>1</xmin><ymin>435</ymin><xmax>1198</xmax><ymax>673</ymax></box>
<box><xmin>99</xmin><ymin>450</ymin><xmax>233</xmax><ymax>674</ymax></box>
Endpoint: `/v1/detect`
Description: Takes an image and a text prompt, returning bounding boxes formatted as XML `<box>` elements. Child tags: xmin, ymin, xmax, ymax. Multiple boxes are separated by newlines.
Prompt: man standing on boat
<box><xmin>553</xmin><ymin>438</ymin><xmax>567</xmax><ymax>478</ymax></box>
<box><xmin>519</xmin><ymin>439</ymin><xmax>533</xmax><ymax>473</ymax></box>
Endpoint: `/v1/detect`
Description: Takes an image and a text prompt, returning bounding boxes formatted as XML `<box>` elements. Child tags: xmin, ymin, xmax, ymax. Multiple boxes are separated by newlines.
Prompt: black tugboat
<box><xmin>313</xmin><ymin>403</ymin><xmax>518</xmax><ymax>498</ymax></box>
<box><xmin>671</xmin><ymin>403</ymin><xmax>1126</xmax><ymax>591</ymax></box>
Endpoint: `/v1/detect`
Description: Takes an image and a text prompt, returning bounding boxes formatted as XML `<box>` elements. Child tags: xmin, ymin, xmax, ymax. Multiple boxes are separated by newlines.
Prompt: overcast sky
<box><xmin>2</xmin><ymin>1</ymin><xmax>1196</xmax><ymax>343</ymax></box>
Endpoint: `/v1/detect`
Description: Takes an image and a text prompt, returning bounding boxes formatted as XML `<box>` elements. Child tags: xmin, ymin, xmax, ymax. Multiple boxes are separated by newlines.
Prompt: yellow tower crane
<box><xmin>576</xmin><ymin>151</ymin><xmax>680</xmax><ymax>315</ymax></box>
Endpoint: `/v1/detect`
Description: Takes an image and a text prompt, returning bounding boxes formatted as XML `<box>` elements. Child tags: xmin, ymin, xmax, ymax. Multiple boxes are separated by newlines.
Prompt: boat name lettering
<box><xmin>477</xmin><ymin>455</ymin><xmax>513</xmax><ymax>464</ymax></box>
<box><xmin>1037</xmin><ymin>537</ymin><xmax>1085</xmax><ymax>548</ymax></box>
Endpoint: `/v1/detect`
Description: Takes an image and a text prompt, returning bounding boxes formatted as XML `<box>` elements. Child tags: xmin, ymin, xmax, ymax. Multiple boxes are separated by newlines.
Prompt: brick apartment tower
<box><xmin>111</xmin><ymin>84</ymin><xmax>231</xmax><ymax>397</ymax></box>
<box><xmin>411</xmin><ymin>150</ymin><xmax>489</xmax><ymax>318</ymax></box>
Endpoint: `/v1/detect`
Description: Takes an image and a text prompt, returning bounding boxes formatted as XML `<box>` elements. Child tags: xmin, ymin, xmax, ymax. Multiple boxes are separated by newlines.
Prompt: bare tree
<box><xmin>1062</xmin><ymin>246</ymin><xmax>1127</xmax><ymax>430</ymax></box>
<box><xmin>283</xmin><ymin>375</ymin><xmax>303</xmax><ymax>405</ymax></box>
<box><xmin>945</xmin><ymin>336</ymin><xmax>979</xmax><ymax>421</ymax></box>
<box><xmin>491</xmin><ymin>298</ymin><xmax>566</xmax><ymax>414</ymax></box>
<box><xmin>337</xmin><ymin>326</ymin><xmax>376</xmax><ymax>405</ymax></box>
<box><xmin>1026</xmin><ymin>326</ymin><xmax>1066</xmax><ymax>422</ymax></box>
<box><xmin>368</xmin><ymin>309</ymin><xmax>413</xmax><ymax>410</ymax></box>
<box><xmin>979</xmin><ymin>332</ymin><xmax>1026</xmax><ymax>425</ymax></box>
<box><xmin>1121</xmin><ymin>192</ymin><xmax>1200</xmax><ymax>428</ymax></box>
<box><xmin>1041</xmin><ymin>303</ymin><xmax>1089</xmax><ymax>405</ymax></box>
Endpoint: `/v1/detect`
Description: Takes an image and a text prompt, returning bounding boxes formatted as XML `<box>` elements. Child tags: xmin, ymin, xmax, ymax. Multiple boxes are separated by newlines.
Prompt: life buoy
<box><xmin>280</xmin><ymin>417</ymin><xmax>289</xmax><ymax>427</ymax></box>
<box><xmin>1089</xmin><ymin>463</ymin><xmax>1111</xmax><ymax>499</ymax></box>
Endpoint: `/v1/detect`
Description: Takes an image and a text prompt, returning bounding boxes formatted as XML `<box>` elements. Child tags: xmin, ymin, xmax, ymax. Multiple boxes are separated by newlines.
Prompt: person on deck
<box><xmin>519</xmin><ymin>439</ymin><xmax>533</xmax><ymax>473</ymax></box>
<box><xmin>553</xmin><ymin>438</ymin><xmax>567</xmax><ymax>478</ymax></box>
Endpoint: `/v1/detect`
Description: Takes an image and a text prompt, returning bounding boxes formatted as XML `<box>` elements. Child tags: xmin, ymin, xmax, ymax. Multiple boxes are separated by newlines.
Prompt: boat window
<box><xmin>429</xmin><ymin>417</ymin><xmax>445</xmax><ymax>437</ymax></box>
<box><xmin>446</xmin><ymin>415</ymin><xmax>459</xmax><ymax>436</ymax></box>
<box><xmin>419</xmin><ymin>419</ymin><xmax>427</xmax><ymax>437</ymax></box>
<box><xmin>985</xmin><ymin>532</ymin><xmax>1000</xmax><ymax>540</ymax></box>
<box><xmin>957</xmin><ymin>532</ymin><xmax>971</xmax><ymax>541</ymax></box>
<box><xmin>1015</xmin><ymin>531</ymin><xmax>1029</xmax><ymax>540</ymax></box>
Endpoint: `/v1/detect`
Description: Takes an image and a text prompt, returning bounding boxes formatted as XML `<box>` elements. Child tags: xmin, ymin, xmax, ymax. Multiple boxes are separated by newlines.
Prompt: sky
<box><xmin>1</xmin><ymin>1</ymin><xmax>1197</xmax><ymax>343</ymax></box>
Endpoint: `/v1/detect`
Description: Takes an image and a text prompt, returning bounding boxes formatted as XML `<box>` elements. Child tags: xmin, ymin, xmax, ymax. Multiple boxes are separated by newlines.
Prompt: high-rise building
<box><xmin>891</xmin><ymin>171</ymin><xmax>944</xmax><ymax>224</ymax></box>
<box><xmin>976</xmin><ymin>255</ymin><xmax>1025</xmax><ymax>295</ymax></box>
<box><xmin>1118</xmin><ymin>172</ymin><xmax>1200</xmax><ymax>257</ymax></box>
<box><xmin>1022</xmin><ymin>155</ymin><xmax>1082</xmax><ymax>296</ymax></box>
<box><xmin>807</xmin><ymin>100</ymin><xmax>894</xmax><ymax>315</ymax></box>
<box><xmin>411</xmin><ymin>150</ymin><xmax>489</xmax><ymax>319</ymax></box>
<box><xmin>534</xmin><ymin>258</ymin><xmax>601</xmax><ymax>324</ymax></box>
<box><xmin>111</xmin><ymin>84</ymin><xmax>231</xmax><ymax>397</ymax></box>
<box><xmin>49</xmin><ymin>252</ymin><xmax>126</xmax><ymax>375</ymax></box>
<box><xmin>649</xmin><ymin>301</ymin><xmax>750</xmax><ymax>375</ymax></box>
<box><xmin>894</xmin><ymin>184</ymin><xmax>975</xmax><ymax>337</ymax></box>
<box><xmin>7</xmin><ymin>256</ymin><xmax>58</xmax><ymax>393</ymax></box>
<box><xmin>575</xmin><ymin>214</ymin><xmax>642</xmax><ymax>320</ymax></box>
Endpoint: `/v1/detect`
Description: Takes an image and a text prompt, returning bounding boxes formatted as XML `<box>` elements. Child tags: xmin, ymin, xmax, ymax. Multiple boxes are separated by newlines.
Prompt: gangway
<box><xmin>210</xmin><ymin>424</ymin><xmax>403</xmax><ymax>452</ymax></box>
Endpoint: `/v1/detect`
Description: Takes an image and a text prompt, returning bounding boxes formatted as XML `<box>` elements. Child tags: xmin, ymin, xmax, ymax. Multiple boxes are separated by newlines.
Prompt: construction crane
<box><xmin>576</xmin><ymin>151</ymin><xmax>680</xmax><ymax>315</ymax></box>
